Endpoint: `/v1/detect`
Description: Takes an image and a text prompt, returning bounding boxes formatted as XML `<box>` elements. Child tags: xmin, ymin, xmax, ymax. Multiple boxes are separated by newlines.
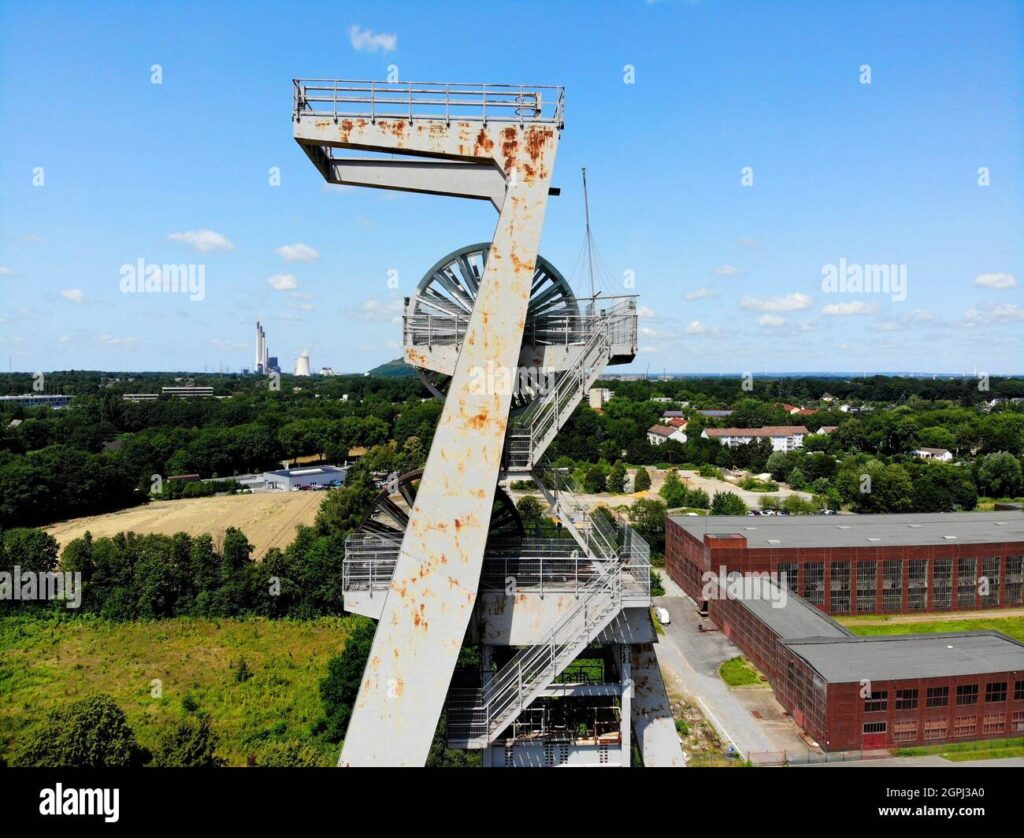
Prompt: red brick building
<box><xmin>666</xmin><ymin>513</ymin><xmax>1024</xmax><ymax>751</ymax></box>
<box><xmin>667</xmin><ymin>512</ymin><xmax>1024</xmax><ymax>615</ymax></box>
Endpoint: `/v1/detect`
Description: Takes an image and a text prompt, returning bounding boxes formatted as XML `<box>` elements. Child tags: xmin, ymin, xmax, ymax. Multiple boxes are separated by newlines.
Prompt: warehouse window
<box><xmin>924</xmin><ymin>718</ymin><xmax>948</xmax><ymax>740</ymax></box>
<box><xmin>985</xmin><ymin>682</ymin><xmax>1007</xmax><ymax>703</ymax></box>
<box><xmin>865</xmin><ymin>690</ymin><xmax>888</xmax><ymax>713</ymax></box>
<box><xmin>896</xmin><ymin>688</ymin><xmax>919</xmax><ymax>710</ymax></box>
<box><xmin>957</xmin><ymin>558</ymin><xmax>976</xmax><ymax>607</ymax></box>
<box><xmin>1006</xmin><ymin>556</ymin><xmax>1023</xmax><ymax>606</ymax></box>
<box><xmin>863</xmin><ymin>721</ymin><xmax>887</xmax><ymax>734</ymax></box>
<box><xmin>980</xmin><ymin>557</ymin><xmax>1000</xmax><ymax>607</ymax></box>
<box><xmin>907</xmin><ymin>559</ymin><xmax>928</xmax><ymax>610</ymax></box>
<box><xmin>926</xmin><ymin>686</ymin><xmax>949</xmax><ymax>707</ymax></box>
<box><xmin>856</xmin><ymin>561</ymin><xmax>877</xmax><ymax>613</ymax></box>
<box><xmin>1013</xmin><ymin>711</ymin><xmax>1024</xmax><ymax>733</ymax></box>
<box><xmin>953</xmin><ymin>715</ymin><xmax>977</xmax><ymax>737</ymax></box>
<box><xmin>982</xmin><ymin>714</ymin><xmax>1005</xmax><ymax>735</ymax></box>
<box><xmin>830</xmin><ymin>561</ymin><xmax>851</xmax><ymax>613</ymax></box>
<box><xmin>956</xmin><ymin>684</ymin><xmax>979</xmax><ymax>706</ymax></box>
<box><xmin>802</xmin><ymin>562</ymin><xmax>824</xmax><ymax>606</ymax></box>
<box><xmin>893</xmin><ymin>720</ymin><xmax>918</xmax><ymax>743</ymax></box>
<box><xmin>932</xmin><ymin>559</ymin><xmax>953</xmax><ymax>610</ymax></box>
<box><xmin>777</xmin><ymin>562</ymin><xmax>798</xmax><ymax>593</ymax></box>
<box><xmin>882</xmin><ymin>560</ymin><xmax>903</xmax><ymax>612</ymax></box>
<box><xmin>1015</xmin><ymin>680</ymin><xmax>1024</xmax><ymax>702</ymax></box>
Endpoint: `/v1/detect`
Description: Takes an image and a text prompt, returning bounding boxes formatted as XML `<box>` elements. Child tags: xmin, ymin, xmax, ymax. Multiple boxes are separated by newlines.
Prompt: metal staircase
<box><xmin>447</xmin><ymin>548</ymin><xmax>624</xmax><ymax>748</ymax></box>
<box><xmin>505</xmin><ymin>298</ymin><xmax>634</xmax><ymax>472</ymax></box>
<box><xmin>447</xmin><ymin>470</ymin><xmax>650</xmax><ymax>748</ymax></box>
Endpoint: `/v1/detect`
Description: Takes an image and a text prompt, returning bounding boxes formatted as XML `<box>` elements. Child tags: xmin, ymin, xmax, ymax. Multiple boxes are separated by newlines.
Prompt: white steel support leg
<box><xmin>619</xmin><ymin>644</ymin><xmax>632</xmax><ymax>767</ymax></box>
<box><xmin>338</xmin><ymin>123</ymin><xmax>560</xmax><ymax>766</ymax></box>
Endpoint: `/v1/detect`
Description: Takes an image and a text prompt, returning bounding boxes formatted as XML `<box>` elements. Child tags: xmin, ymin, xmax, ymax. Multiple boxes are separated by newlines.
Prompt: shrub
<box><xmin>152</xmin><ymin>716</ymin><xmax>224</xmax><ymax>767</ymax></box>
<box><xmin>11</xmin><ymin>694</ymin><xmax>146</xmax><ymax>768</ymax></box>
<box><xmin>633</xmin><ymin>467</ymin><xmax>652</xmax><ymax>492</ymax></box>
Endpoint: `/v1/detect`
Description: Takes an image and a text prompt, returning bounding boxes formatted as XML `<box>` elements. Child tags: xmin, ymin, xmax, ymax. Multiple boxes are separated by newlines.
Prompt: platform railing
<box><xmin>293</xmin><ymin>79</ymin><xmax>565</xmax><ymax>125</ymax></box>
<box><xmin>403</xmin><ymin>295</ymin><xmax>637</xmax><ymax>351</ymax></box>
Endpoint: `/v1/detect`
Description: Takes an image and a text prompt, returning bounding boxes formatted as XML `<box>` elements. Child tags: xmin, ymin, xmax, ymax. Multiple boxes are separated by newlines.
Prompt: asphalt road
<box><xmin>652</xmin><ymin>592</ymin><xmax>778</xmax><ymax>755</ymax></box>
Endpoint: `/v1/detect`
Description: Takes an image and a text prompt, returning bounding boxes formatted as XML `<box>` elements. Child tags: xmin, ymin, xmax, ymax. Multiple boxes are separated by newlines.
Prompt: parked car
<box><xmin>655</xmin><ymin>607</ymin><xmax>671</xmax><ymax>626</ymax></box>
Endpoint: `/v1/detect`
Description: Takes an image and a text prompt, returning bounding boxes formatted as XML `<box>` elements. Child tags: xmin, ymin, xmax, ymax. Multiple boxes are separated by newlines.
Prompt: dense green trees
<box><xmin>319</xmin><ymin>618</ymin><xmax>376</xmax><ymax>742</ymax></box>
<box><xmin>12</xmin><ymin>694</ymin><xmax>146</xmax><ymax>768</ymax></box>
<box><xmin>977</xmin><ymin>452</ymin><xmax>1023</xmax><ymax>498</ymax></box>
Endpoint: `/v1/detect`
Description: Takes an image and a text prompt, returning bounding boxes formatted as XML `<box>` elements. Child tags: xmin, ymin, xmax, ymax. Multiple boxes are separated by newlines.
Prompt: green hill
<box><xmin>367</xmin><ymin>358</ymin><xmax>418</xmax><ymax>378</ymax></box>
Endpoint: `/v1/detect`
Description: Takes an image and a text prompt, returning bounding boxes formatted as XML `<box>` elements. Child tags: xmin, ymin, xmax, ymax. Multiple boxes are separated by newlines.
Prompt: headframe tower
<box><xmin>293</xmin><ymin>79</ymin><xmax>682</xmax><ymax>767</ymax></box>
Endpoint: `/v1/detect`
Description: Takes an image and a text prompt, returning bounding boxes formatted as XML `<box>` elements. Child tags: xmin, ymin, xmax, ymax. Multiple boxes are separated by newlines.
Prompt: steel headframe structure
<box><xmin>293</xmin><ymin>79</ymin><xmax>564</xmax><ymax>765</ymax></box>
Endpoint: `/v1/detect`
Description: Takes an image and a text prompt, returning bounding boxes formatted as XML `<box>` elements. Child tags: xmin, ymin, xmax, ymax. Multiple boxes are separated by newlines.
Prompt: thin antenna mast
<box><xmin>582</xmin><ymin>167</ymin><xmax>596</xmax><ymax>300</ymax></box>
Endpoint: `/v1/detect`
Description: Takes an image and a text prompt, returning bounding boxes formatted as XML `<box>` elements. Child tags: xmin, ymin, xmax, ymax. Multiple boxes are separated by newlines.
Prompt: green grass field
<box><xmin>896</xmin><ymin>737</ymin><xmax>1024</xmax><ymax>761</ymax></box>
<box><xmin>719</xmin><ymin>656</ymin><xmax>762</xmax><ymax>687</ymax></box>
<box><xmin>0</xmin><ymin>615</ymin><xmax>357</xmax><ymax>766</ymax></box>
<box><xmin>840</xmin><ymin>616</ymin><xmax>1024</xmax><ymax>644</ymax></box>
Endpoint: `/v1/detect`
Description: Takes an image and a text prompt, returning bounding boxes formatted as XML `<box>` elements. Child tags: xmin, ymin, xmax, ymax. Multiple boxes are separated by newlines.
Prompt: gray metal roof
<box><xmin>723</xmin><ymin>576</ymin><xmax>851</xmax><ymax>640</ymax></box>
<box><xmin>785</xmin><ymin>632</ymin><xmax>1024</xmax><ymax>683</ymax></box>
<box><xmin>671</xmin><ymin>511</ymin><xmax>1024</xmax><ymax>548</ymax></box>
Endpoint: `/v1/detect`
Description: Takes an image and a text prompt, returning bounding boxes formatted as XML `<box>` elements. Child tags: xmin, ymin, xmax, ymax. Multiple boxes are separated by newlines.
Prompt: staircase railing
<box><xmin>450</xmin><ymin>554</ymin><xmax>623</xmax><ymax>744</ymax></box>
<box><xmin>505</xmin><ymin>320</ymin><xmax>612</xmax><ymax>470</ymax></box>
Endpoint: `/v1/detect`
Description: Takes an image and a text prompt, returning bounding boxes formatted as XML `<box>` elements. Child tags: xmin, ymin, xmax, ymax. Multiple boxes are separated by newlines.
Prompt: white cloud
<box><xmin>684</xmin><ymin>287</ymin><xmax>716</xmax><ymax>301</ymax></box>
<box><xmin>738</xmin><ymin>236</ymin><xmax>760</xmax><ymax>247</ymax></box>
<box><xmin>822</xmin><ymin>301</ymin><xmax>877</xmax><ymax>316</ymax></box>
<box><xmin>636</xmin><ymin>305</ymin><xmax>656</xmax><ymax>318</ymax></box>
<box><xmin>267</xmin><ymin>273</ymin><xmax>299</xmax><ymax>291</ymax></box>
<box><xmin>292</xmin><ymin>303</ymin><xmax>315</xmax><ymax>312</ymax></box>
<box><xmin>348</xmin><ymin>25</ymin><xmax>397</xmax><ymax>53</ymax></box>
<box><xmin>640</xmin><ymin>326</ymin><xmax>660</xmax><ymax>337</ymax></box>
<box><xmin>908</xmin><ymin>309</ymin><xmax>933</xmax><ymax>323</ymax></box>
<box><xmin>210</xmin><ymin>339</ymin><xmax>246</xmax><ymax>350</ymax></box>
<box><xmin>275</xmin><ymin>243</ymin><xmax>319</xmax><ymax>262</ymax></box>
<box><xmin>973</xmin><ymin>272</ymin><xmax>1017</xmax><ymax>290</ymax></box>
<box><xmin>964</xmin><ymin>303</ymin><xmax>1024</xmax><ymax>325</ymax></box>
<box><xmin>684</xmin><ymin>320</ymin><xmax>707</xmax><ymax>335</ymax></box>
<box><xmin>758</xmin><ymin>314</ymin><xmax>785</xmax><ymax>328</ymax></box>
<box><xmin>712</xmin><ymin>264</ymin><xmax>744</xmax><ymax>277</ymax></box>
<box><xmin>99</xmin><ymin>334</ymin><xmax>137</xmax><ymax>347</ymax></box>
<box><xmin>0</xmin><ymin>266</ymin><xmax>11</xmax><ymax>275</ymax></box>
<box><xmin>740</xmin><ymin>293</ymin><xmax>812</xmax><ymax>312</ymax></box>
<box><xmin>60</xmin><ymin>288</ymin><xmax>85</xmax><ymax>304</ymax></box>
<box><xmin>168</xmin><ymin>229</ymin><xmax>234</xmax><ymax>252</ymax></box>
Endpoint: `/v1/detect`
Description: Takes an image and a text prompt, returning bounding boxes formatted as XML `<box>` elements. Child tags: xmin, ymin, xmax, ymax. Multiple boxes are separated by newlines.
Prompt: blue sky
<box><xmin>1</xmin><ymin>0</ymin><xmax>1021</xmax><ymax>375</ymax></box>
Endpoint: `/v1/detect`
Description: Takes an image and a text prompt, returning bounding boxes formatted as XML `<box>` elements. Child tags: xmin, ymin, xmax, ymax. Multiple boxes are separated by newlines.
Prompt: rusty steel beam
<box><xmin>295</xmin><ymin>106</ymin><xmax>561</xmax><ymax>766</ymax></box>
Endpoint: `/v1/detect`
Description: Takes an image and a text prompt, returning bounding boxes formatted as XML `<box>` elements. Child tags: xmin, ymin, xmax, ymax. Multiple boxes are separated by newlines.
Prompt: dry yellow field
<box><xmin>44</xmin><ymin>492</ymin><xmax>323</xmax><ymax>558</ymax></box>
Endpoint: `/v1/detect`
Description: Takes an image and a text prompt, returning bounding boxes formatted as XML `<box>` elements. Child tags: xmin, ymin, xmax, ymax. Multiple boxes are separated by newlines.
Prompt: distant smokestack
<box><xmin>294</xmin><ymin>351</ymin><xmax>311</xmax><ymax>377</ymax></box>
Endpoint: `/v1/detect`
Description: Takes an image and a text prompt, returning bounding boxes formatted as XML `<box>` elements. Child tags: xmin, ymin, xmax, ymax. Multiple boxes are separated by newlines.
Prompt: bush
<box><xmin>582</xmin><ymin>465</ymin><xmax>607</xmax><ymax>494</ymax></box>
<box><xmin>687</xmin><ymin>488</ymin><xmax>710</xmax><ymax>509</ymax></box>
<box><xmin>633</xmin><ymin>467</ymin><xmax>652</xmax><ymax>492</ymax></box>
<box><xmin>252</xmin><ymin>740</ymin><xmax>325</xmax><ymax>767</ymax></box>
<box><xmin>607</xmin><ymin>461</ymin><xmax>627</xmax><ymax>493</ymax></box>
<box><xmin>11</xmin><ymin>694</ymin><xmax>146</xmax><ymax>768</ymax></box>
<box><xmin>739</xmin><ymin>477</ymin><xmax>778</xmax><ymax>493</ymax></box>
<box><xmin>152</xmin><ymin>716</ymin><xmax>224</xmax><ymax>767</ymax></box>
<box><xmin>710</xmin><ymin>492</ymin><xmax>747</xmax><ymax>516</ymax></box>
<box><xmin>698</xmin><ymin>464</ymin><xmax>722</xmax><ymax>479</ymax></box>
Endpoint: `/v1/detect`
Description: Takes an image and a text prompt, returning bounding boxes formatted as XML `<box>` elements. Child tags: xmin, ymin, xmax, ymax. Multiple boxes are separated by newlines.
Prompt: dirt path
<box><xmin>44</xmin><ymin>492</ymin><xmax>323</xmax><ymax>559</ymax></box>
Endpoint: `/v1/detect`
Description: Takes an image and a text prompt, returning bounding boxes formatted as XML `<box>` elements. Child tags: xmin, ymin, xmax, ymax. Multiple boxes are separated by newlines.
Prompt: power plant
<box><xmin>293</xmin><ymin>78</ymin><xmax>684</xmax><ymax>767</ymax></box>
<box><xmin>294</xmin><ymin>351</ymin><xmax>311</xmax><ymax>377</ymax></box>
